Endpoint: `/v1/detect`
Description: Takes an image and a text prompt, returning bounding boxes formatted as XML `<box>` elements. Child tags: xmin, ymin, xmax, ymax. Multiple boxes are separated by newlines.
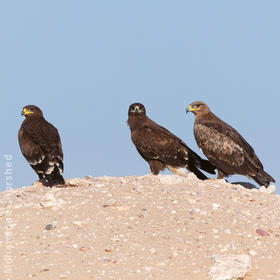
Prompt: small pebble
<box><xmin>150</xmin><ymin>248</ymin><xmax>156</xmax><ymax>254</ymax></box>
<box><xmin>45</xmin><ymin>224</ymin><xmax>56</xmax><ymax>231</ymax></box>
<box><xmin>79</xmin><ymin>247</ymin><xmax>90</xmax><ymax>252</ymax></box>
<box><xmin>103</xmin><ymin>199</ymin><xmax>117</xmax><ymax>207</ymax></box>
<box><xmin>40</xmin><ymin>268</ymin><xmax>50</xmax><ymax>272</ymax></box>
<box><xmin>145</xmin><ymin>266</ymin><xmax>152</xmax><ymax>272</ymax></box>
<box><xmin>256</xmin><ymin>229</ymin><xmax>270</xmax><ymax>236</ymax></box>
<box><xmin>72</xmin><ymin>221</ymin><xmax>83</xmax><ymax>228</ymax></box>
<box><xmin>249</xmin><ymin>250</ymin><xmax>257</xmax><ymax>256</ymax></box>
<box><xmin>212</xmin><ymin>203</ymin><xmax>220</xmax><ymax>210</ymax></box>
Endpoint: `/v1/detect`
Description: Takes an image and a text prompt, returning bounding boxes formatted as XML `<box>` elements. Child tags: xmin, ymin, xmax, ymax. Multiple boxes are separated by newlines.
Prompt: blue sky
<box><xmin>0</xmin><ymin>1</ymin><xmax>279</xmax><ymax>191</ymax></box>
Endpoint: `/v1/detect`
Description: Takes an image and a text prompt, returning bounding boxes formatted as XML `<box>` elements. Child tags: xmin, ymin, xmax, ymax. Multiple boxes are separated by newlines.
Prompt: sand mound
<box><xmin>0</xmin><ymin>174</ymin><xmax>279</xmax><ymax>279</ymax></box>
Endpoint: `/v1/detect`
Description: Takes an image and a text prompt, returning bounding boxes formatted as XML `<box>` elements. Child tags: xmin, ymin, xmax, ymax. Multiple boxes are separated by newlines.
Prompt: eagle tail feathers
<box><xmin>45</xmin><ymin>165</ymin><xmax>65</xmax><ymax>186</ymax></box>
<box><xmin>187</xmin><ymin>148</ymin><xmax>216</xmax><ymax>175</ymax></box>
<box><xmin>199</xmin><ymin>159</ymin><xmax>216</xmax><ymax>174</ymax></box>
<box><xmin>252</xmin><ymin>170</ymin><xmax>275</xmax><ymax>188</ymax></box>
<box><xmin>187</xmin><ymin>164</ymin><xmax>208</xmax><ymax>180</ymax></box>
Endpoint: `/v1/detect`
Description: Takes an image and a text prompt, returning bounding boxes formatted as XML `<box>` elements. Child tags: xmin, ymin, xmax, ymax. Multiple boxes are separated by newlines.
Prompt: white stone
<box><xmin>259</xmin><ymin>185</ymin><xmax>276</xmax><ymax>194</ymax></box>
<box><xmin>208</xmin><ymin>254</ymin><xmax>251</xmax><ymax>280</ymax></box>
<box><xmin>40</xmin><ymin>193</ymin><xmax>57</xmax><ymax>209</ymax></box>
<box><xmin>212</xmin><ymin>203</ymin><xmax>220</xmax><ymax>210</ymax></box>
<box><xmin>248</xmin><ymin>250</ymin><xmax>257</xmax><ymax>256</ymax></box>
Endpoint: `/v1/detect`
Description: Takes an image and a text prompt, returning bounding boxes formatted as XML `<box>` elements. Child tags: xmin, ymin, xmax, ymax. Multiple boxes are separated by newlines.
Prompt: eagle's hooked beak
<box><xmin>186</xmin><ymin>105</ymin><xmax>193</xmax><ymax>114</ymax></box>
<box><xmin>186</xmin><ymin>105</ymin><xmax>198</xmax><ymax>114</ymax></box>
<box><xmin>21</xmin><ymin>108</ymin><xmax>26</xmax><ymax>116</ymax></box>
<box><xmin>134</xmin><ymin>106</ymin><xmax>140</xmax><ymax>114</ymax></box>
<box><xmin>21</xmin><ymin>108</ymin><xmax>33</xmax><ymax>116</ymax></box>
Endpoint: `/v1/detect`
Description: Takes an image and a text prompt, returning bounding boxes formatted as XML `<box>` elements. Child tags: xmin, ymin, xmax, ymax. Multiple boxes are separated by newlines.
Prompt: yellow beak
<box><xmin>187</xmin><ymin>105</ymin><xmax>198</xmax><ymax>113</ymax></box>
<box><xmin>21</xmin><ymin>108</ymin><xmax>33</xmax><ymax>116</ymax></box>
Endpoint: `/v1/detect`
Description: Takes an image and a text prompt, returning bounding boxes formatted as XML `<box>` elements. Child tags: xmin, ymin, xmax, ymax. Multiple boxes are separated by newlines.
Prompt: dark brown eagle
<box><xmin>18</xmin><ymin>105</ymin><xmax>65</xmax><ymax>186</ymax></box>
<box><xmin>127</xmin><ymin>103</ymin><xmax>216</xmax><ymax>179</ymax></box>
<box><xmin>187</xmin><ymin>101</ymin><xmax>275</xmax><ymax>187</ymax></box>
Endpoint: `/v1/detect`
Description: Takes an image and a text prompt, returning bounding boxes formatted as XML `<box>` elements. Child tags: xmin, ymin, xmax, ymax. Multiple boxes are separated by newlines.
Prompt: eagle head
<box><xmin>186</xmin><ymin>101</ymin><xmax>210</xmax><ymax>116</ymax></box>
<box><xmin>21</xmin><ymin>105</ymin><xmax>43</xmax><ymax>118</ymax></box>
<box><xmin>128</xmin><ymin>103</ymin><xmax>146</xmax><ymax>116</ymax></box>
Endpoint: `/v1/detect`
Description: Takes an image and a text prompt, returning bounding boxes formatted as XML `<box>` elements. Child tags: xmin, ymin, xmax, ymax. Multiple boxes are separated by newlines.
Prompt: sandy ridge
<box><xmin>0</xmin><ymin>174</ymin><xmax>279</xmax><ymax>279</ymax></box>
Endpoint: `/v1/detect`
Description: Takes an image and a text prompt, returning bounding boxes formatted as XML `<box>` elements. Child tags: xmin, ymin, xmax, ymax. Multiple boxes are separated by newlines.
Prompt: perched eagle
<box><xmin>127</xmin><ymin>103</ymin><xmax>216</xmax><ymax>179</ymax></box>
<box><xmin>18</xmin><ymin>105</ymin><xmax>65</xmax><ymax>186</ymax></box>
<box><xmin>187</xmin><ymin>101</ymin><xmax>275</xmax><ymax>187</ymax></box>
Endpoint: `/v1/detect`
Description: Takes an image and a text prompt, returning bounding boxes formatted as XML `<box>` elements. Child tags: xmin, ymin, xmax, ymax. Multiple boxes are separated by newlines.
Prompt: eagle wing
<box><xmin>151</xmin><ymin>121</ymin><xmax>215</xmax><ymax>173</ymax></box>
<box><xmin>132</xmin><ymin>119</ymin><xmax>215</xmax><ymax>176</ymax></box>
<box><xmin>194</xmin><ymin>119</ymin><xmax>262</xmax><ymax>171</ymax></box>
<box><xmin>18</xmin><ymin>118</ymin><xmax>64</xmax><ymax>173</ymax></box>
<box><xmin>132</xmin><ymin>122</ymin><xmax>188</xmax><ymax>167</ymax></box>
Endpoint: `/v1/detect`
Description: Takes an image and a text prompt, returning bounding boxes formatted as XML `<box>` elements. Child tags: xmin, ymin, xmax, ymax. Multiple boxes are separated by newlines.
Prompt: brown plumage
<box><xmin>127</xmin><ymin>103</ymin><xmax>216</xmax><ymax>179</ymax></box>
<box><xmin>187</xmin><ymin>101</ymin><xmax>275</xmax><ymax>187</ymax></box>
<box><xmin>18</xmin><ymin>105</ymin><xmax>65</xmax><ymax>186</ymax></box>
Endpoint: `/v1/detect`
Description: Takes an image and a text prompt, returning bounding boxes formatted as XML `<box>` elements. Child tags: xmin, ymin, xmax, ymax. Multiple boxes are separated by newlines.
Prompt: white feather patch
<box><xmin>29</xmin><ymin>155</ymin><xmax>45</xmax><ymax>166</ymax></box>
<box><xmin>58</xmin><ymin>165</ymin><xmax>63</xmax><ymax>174</ymax></box>
<box><xmin>45</xmin><ymin>161</ymin><xmax>55</xmax><ymax>175</ymax></box>
<box><xmin>167</xmin><ymin>166</ymin><xmax>190</xmax><ymax>177</ymax></box>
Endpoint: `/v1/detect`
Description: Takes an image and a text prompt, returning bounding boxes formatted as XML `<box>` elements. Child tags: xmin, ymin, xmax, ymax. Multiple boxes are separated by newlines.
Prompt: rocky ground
<box><xmin>0</xmin><ymin>174</ymin><xmax>279</xmax><ymax>280</ymax></box>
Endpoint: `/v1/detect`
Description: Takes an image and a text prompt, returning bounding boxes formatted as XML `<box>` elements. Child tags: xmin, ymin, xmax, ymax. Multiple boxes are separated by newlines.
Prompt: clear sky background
<box><xmin>0</xmin><ymin>1</ymin><xmax>279</xmax><ymax>191</ymax></box>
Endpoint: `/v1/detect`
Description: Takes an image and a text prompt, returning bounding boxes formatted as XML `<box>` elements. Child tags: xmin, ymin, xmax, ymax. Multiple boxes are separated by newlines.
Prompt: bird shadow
<box><xmin>231</xmin><ymin>181</ymin><xmax>258</xmax><ymax>190</ymax></box>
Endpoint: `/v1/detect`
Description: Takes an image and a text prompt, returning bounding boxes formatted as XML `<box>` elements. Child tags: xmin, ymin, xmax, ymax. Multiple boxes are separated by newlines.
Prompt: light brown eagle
<box><xmin>187</xmin><ymin>101</ymin><xmax>275</xmax><ymax>187</ymax></box>
<box><xmin>127</xmin><ymin>103</ymin><xmax>216</xmax><ymax>179</ymax></box>
<box><xmin>18</xmin><ymin>105</ymin><xmax>65</xmax><ymax>186</ymax></box>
